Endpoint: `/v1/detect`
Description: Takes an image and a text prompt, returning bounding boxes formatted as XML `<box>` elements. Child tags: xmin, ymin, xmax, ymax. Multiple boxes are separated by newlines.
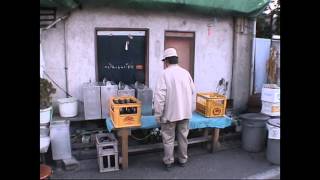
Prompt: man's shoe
<box><xmin>177</xmin><ymin>161</ymin><xmax>186</xmax><ymax>167</ymax></box>
<box><xmin>164</xmin><ymin>163</ymin><xmax>173</xmax><ymax>171</ymax></box>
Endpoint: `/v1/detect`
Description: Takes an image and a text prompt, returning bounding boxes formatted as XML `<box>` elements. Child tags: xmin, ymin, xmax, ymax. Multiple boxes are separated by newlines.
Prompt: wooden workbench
<box><xmin>107</xmin><ymin>112</ymin><xmax>231</xmax><ymax>169</ymax></box>
<box><xmin>114</xmin><ymin>128</ymin><xmax>222</xmax><ymax>169</ymax></box>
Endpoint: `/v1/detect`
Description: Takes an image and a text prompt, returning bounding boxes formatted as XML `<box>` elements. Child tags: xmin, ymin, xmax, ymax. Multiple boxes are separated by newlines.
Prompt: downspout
<box><xmin>249</xmin><ymin>19</ymin><xmax>256</xmax><ymax>95</ymax></box>
<box><xmin>63</xmin><ymin>18</ymin><xmax>69</xmax><ymax>98</ymax></box>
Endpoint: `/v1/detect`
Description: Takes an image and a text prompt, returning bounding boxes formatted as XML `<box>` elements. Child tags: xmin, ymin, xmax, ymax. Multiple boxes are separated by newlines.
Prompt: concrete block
<box><xmin>63</xmin><ymin>157</ymin><xmax>80</xmax><ymax>171</ymax></box>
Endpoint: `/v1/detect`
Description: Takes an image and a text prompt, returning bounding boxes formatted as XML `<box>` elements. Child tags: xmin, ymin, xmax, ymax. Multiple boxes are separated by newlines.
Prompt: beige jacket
<box><xmin>154</xmin><ymin>64</ymin><xmax>195</xmax><ymax>123</ymax></box>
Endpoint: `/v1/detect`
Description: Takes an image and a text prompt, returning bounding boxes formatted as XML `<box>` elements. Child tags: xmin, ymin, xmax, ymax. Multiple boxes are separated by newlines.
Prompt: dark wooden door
<box><xmin>164</xmin><ymin>32</ymin><xmax>194</xmax><ymax>78</ymax></box>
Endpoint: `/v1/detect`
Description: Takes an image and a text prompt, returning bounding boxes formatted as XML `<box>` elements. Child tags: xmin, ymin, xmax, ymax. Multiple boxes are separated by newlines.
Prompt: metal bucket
<box><xmin>101</xmin><ymin>83</ymin><xmax>118</xmax><ymax>118</ymax></box>
<box><xmin>117</xmin><ymin>85</ymin><xmax>135</xmax><ymax>97</ymax></box>
<box><xmin>239</xmin><ymin>113</ymin><xmax>270</xmax><ymax>152</ymax></box>
<box><xmin>83</xmin><ymin>82</ymin><xmax>102</xmax><ymax>120</ymax></box>
<box><xmin>266</xmin><ymin>118</ymin><xmax>280</xmax><ymax>164</ymax></box>
<box><xmin>132</xmin><ymin>83</ymin><xmax>153</xmax><ymax>116</ymax></box>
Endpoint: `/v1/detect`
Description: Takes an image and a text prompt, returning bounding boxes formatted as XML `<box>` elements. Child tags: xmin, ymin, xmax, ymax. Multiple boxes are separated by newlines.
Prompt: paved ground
<box><xmin>51</xmin><ymin>144</ymin><xmax>280</xmax><ymax>179</ymax></box>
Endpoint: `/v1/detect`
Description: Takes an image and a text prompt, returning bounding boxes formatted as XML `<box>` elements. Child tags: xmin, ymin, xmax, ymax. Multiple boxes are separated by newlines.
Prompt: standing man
<box><xmin>154</xmin><ymin>48</ymin><xmax>195</xmax><ymax>171</ymax></box>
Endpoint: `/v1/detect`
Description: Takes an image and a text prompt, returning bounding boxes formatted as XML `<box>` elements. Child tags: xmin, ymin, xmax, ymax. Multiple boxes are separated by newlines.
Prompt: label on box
<box><xmin>263</xmin><ymin>84</ymin><xmax>280</xmax><ymax>89</ymax></box>
<box><xmin>261</xmin><ymin>88</ymin><xmax>280</xmax><ymax>103</ymax></box>
<box><xmin>261</xmin><ymin>101</ymin><xmax>280</xmax><ymax>116</ymax></box>
<box><xmin>197</xmin><ymin>96</ymin><xmax>206</xmax><ymax>106</ymax></box>
<box><xmin>124</xmin><ymin>116</ymin><xmax>135</xmax><ymax>125</ymax></box>
<box><xmin>212</xmin><ymin>108</ymin><xmax>222</xmax><ymax>115</ymax></box>
<box><xmin>267</xmin><ymin>125</ymin><xmax>280</xmax><ymax>139</ymax></box>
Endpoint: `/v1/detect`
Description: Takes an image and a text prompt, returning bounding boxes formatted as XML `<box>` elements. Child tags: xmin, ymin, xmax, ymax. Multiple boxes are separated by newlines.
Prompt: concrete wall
<box><xmin>254</xmin><ymin>38</ymin><xmax>271</xmax><ymax>94</ymax></box>
<box><xmin>231</xmin><ymin>18</ymin><xmax>255</xmax><ymax>113</ymax></box>
<box><xmin>40</xmin><ymin>10</ymin><xmax>68</xmax><ymax>109</ymax></box>
<box><xmin>41</xmin><ymin>6</ymin><xmax>235</xmax><ymax>110</ymax></box>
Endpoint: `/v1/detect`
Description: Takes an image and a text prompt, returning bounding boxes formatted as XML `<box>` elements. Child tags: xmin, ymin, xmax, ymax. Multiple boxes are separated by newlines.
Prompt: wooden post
<box><xmin>211</xmin><ymin>128</ymin><xmax>221</xmax><ymax>153</ymax></box>
<box><xmin>117</xmin><ymin>128</ymin><xmax>129</xmax><ymax>169</ymax></box>
<box><xmin>202</xmin><ymin>128</ymin><xmax>209</xmax><ymax>149</ymax></box>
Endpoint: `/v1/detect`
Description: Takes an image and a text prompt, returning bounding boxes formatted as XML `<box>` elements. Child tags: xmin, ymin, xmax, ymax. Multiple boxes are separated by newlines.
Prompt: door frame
<box><xmin>94</xmin><ymin>28</ymin><xmax>150</xmax><ymax>86</ymax></box>
<box><xmin>164</xmin><ymin>31</ymin><xmax>195</xmax><ymax>79</ymax></box>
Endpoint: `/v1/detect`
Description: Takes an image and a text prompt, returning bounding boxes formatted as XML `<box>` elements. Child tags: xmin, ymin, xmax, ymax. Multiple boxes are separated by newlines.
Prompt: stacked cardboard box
<box><xmin>261</xmin><ymin>84</ymin><xmax>280</xmax><ymax>116</ymax></box>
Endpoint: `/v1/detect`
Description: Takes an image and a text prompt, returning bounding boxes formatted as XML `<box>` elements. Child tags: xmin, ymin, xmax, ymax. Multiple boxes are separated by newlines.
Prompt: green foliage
<box><xmin>40</xmin><ymin>78</ymin><xmax>56</xmax><ymax>109</ymax></box>
<box><xmin>256</xmin><ymin>0</ymin><xmax>280</xmax><ymax>38</ymax></box>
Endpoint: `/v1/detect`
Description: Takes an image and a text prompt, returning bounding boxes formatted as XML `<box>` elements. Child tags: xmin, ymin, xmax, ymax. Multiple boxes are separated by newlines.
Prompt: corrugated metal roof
<box><xmin>40</xmin><ymin>0</ymin><xmax>270</xmax><ymax>17</ymax></box>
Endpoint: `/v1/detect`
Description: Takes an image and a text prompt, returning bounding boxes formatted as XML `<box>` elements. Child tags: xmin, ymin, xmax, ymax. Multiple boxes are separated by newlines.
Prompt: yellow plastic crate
<box><xmin>109</xmin><ymin>96</ymin><xmax>141</xmax><ymax>128</ymax></box>
<box><xmin>196</xmin><ymin>92</ymin><xmax>227</xmax><ymax>117</ymax></box>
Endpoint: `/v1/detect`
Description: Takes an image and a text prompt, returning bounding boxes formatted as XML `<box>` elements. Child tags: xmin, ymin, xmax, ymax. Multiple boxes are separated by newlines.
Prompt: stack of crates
<box><xmin>261</xmin><ymin>84</ymin><xmax>280</xmax><ymax>116</ymax></box>
<box><xmin>109</xmin><ymin>96</ymin><xmax>142</xmax><ymax>128</ymax></box>
<box><xmin>95</xmin><ymin>133</ymin><xmax>119</xmax><ymax>173</ymax></box>
<box><xmin>196</xmin><ymin>92</ymin><xmax>227</xmax><ymax>117</ymax></box>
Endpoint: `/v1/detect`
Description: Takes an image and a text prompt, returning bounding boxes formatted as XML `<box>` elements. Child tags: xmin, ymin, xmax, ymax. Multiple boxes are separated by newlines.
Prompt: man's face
<box><xmin>163</xmin><ymin>60</ymin><xmax>168</xmax><ymax>69</ymax></box>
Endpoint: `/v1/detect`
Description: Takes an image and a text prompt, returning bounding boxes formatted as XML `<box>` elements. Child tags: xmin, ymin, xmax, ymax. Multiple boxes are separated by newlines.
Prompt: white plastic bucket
<box><xmin>57</xmin><ymin>97</ymin><xmax>78</xmax><ymax>117</ymax></box>
<box><xmin>40</xmin><ymin>106</ymin><xmax>52</xmax><ymax>124</ymax></box>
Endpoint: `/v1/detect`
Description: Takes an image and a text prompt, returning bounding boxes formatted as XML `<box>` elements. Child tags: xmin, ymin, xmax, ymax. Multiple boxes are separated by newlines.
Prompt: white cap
<box><xmin>163</xmin><ymin>48</ymin><xmax>178</xmax><ymax>61</ymax></box>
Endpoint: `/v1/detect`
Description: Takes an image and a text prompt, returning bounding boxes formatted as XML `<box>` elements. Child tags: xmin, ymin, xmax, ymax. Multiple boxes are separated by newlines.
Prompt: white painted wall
<box><xmin>40</xmin><ymin>11</ymin><xmax>67</xmax><ymax>109</ymax></box>
<box><xmin>41</xmin><ymin>7</ymin><xmax>234</xmax><ymax>108</ymax></box>
<box><xmin>254</xmin><ymin>38</ymin><xmax>271</xmax><ymax>93</ymax></box>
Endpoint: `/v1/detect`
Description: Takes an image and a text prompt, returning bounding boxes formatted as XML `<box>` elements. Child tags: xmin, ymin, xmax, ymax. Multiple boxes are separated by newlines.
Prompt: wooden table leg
<box><xmin>211</xmin><ymin>128</ymin><xmax>221</xmax><ymax>153</ymax></box>
<box><xmin>117</xmin><ymin>128</ymin><xmax>129</xmax><ymax>169</ymax></box>
<box><xmin>202</xmin><ymin>128</ymin><xmax>209</xmax><ymax>149</ymax></box>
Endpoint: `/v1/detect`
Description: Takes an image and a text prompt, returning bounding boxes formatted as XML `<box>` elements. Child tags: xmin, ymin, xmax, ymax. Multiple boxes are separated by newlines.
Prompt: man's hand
<box><xmin>156</xmin><ymin>117</ymin><xmax>161</xmax><ymax>124</ymax></box>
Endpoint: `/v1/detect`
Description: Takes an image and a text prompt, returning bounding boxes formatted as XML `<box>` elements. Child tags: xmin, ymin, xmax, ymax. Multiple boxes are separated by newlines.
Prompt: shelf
<box><xmin>52</xmin><ymin>111</ymin><xmax>86</xmax><ymax>122</ymax></box>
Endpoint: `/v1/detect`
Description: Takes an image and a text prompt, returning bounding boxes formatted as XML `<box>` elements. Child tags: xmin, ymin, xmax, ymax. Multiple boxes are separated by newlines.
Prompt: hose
<box><xmin>130</xmin><ymin>133</ymin><xmax>152</xmax><ymax>141</ymax></box>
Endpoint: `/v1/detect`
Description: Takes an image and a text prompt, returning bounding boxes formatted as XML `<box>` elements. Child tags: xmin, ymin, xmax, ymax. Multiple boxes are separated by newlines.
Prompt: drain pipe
<box><xmin>63</xmin><ymin>18</ymin><xmax>69</xmax><ymax>98</ymax></box>
<box><xmin>249</xmin><ymin>19</ymin><xmax>256</xmax><ymax>95</ymax></box>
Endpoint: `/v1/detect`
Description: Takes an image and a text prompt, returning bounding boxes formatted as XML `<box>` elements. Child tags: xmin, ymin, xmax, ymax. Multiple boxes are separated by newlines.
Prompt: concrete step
<box><xmin>62</xmin><ymin>157</ymin><xmax>80</xmax><ymax>171</ymax></box>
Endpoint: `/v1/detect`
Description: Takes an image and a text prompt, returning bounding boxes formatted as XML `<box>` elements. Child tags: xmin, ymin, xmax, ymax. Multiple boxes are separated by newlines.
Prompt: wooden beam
<box><xmin>128</xmin><ymin>136</ymin><xmax>210</xmax><ymax>153</ymax></box>
<box><xmin>165</xmin><ymin>31</ymin><xmax>194</xmax><ymax>38</ymax></box>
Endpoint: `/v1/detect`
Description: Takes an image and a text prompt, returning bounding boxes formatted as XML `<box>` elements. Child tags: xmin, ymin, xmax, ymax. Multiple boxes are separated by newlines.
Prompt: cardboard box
<box><xmin>261</xmin><ymin>101</ymin><xmax>280</xmax><ymax>116</ymax></box>
<box><xmin>261</xmin><ymin>85</ymin><xmax>280</xmax><ymax>103</ymax></box>
<box><xmin>196</xmin><ymin>92</ymin><xmax>227</xmax><ymax>117</ymax></box>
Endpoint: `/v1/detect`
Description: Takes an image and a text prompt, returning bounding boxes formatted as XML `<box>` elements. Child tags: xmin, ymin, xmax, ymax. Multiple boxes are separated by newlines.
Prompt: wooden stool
<box><xmin>40</xmin><ymin>164</ymin><xmax>52</xmax><ymax>180</ymax></box>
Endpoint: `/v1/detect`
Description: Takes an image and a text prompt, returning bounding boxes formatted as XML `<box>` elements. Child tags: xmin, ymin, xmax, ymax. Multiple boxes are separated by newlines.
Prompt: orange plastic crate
<box><xmin>196</xmin><ymin>92</ymin><xmax>227</xmax><ymax>117</ymax></box>
<box><xmin>109</xmin><ymin>96</ymin><xmax>141</xmax><ymax>128</ymax></box>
